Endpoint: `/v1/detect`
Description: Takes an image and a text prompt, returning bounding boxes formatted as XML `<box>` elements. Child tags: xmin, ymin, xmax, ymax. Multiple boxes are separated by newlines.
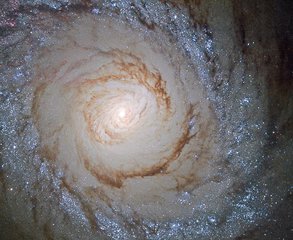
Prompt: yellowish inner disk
<box><xmin>32</xmin><ymin>15</ymin><xmax>221</xmax><ymax>221</ymax></box>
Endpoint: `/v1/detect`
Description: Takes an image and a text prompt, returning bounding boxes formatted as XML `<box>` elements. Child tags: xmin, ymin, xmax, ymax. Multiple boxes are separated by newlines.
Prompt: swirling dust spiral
<box><xmin>32</xmin><ymin>15</ymin><xmax>221</xmax><ymax>223</ymax></box>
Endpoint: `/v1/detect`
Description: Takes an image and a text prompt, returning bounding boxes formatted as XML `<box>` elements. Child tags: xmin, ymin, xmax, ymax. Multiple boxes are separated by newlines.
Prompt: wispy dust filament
<box><xmin>32</xmin><ymin>15</ymin><xmax>220</xmax><ymax>220</ymax></box>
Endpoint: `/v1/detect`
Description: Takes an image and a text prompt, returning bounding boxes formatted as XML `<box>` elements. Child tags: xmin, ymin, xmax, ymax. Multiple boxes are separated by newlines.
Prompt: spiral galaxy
<box><xmin>0</xmin><ymin>1</ymin><xmax>292</xmax><ymax>239</ymax></box>
<box><xmin>32</xmin><ymin>15</ymin><xmax>220</xmax><ymax>220</ymax></box>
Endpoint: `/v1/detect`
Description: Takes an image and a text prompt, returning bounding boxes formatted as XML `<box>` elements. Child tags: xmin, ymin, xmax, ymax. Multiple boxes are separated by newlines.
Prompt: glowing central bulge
<box><xmin>117</xmin><ymin>107</ymin><xmax>126</xmax><ymax>119</ymax></box>
<box><xmin>32</xmin><ymin>15</ymin><xmax>220</xmax><ymax>220</ymax></box>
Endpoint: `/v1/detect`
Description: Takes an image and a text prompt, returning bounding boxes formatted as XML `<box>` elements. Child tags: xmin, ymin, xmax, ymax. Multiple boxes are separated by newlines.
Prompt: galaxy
<box><xmin>0</xmin><ymin>1</ymin><xmax>292</xmax><ymax>239</ymax></box>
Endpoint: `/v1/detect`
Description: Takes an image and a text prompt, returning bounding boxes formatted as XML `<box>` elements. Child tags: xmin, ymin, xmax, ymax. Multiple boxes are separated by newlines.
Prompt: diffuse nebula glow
<box><xmin>32</xmin><ymin>15</ymin><xmax>220</xmax><ymax>220</ymax></box>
